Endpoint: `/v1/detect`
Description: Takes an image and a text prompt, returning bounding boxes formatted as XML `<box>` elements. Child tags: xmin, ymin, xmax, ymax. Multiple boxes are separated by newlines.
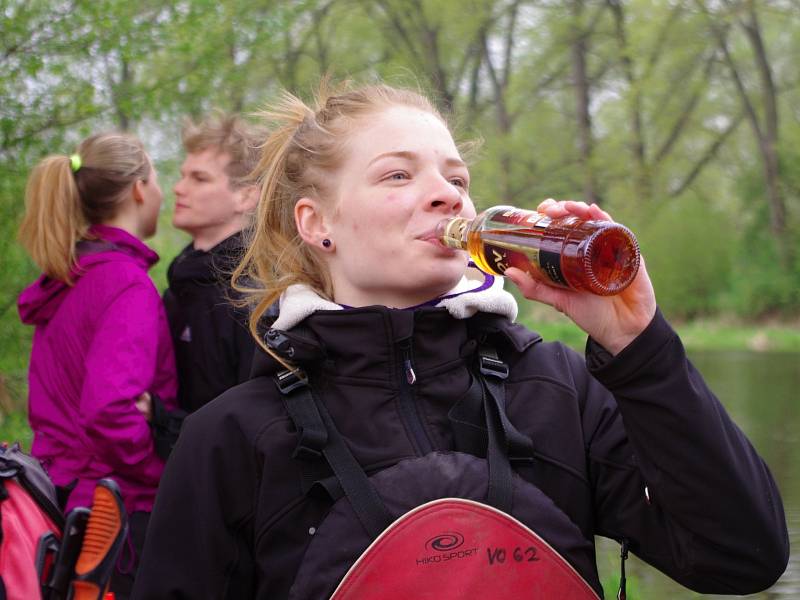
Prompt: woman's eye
<box><xmin>450</xmin><ymin>177</ymin><xmax>468</xmax><ymax>188</ymax></box>
<box><xmin>387</xmin><ymin>172</ymin><xmax>408</xmax><ymax>181</ymax></box>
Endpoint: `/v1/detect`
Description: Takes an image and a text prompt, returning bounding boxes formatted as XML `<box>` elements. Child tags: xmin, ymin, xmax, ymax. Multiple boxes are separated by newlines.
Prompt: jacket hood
<box><xmin>249</xmin><ymin>269</ymin><xmax>536</xmax><ymax>380</ymax></box>
<box><xmin>18</xmin><ymin>225</ymin><xmax>158</xmax><ymax>326</ymax></box>
<box><xmin>272</xmin><ymin>266</ymin><xmax>518</xmax><ymax>331</ymax></box>
<box><xmin>167</xmin><ymin>231</ymin><xmax>245</xmax><ymax>286</ymax></box>
<box><xmin>17</xmin><ymin>276</ymin><xmax>70</xmax><ymax>326</ymax></box>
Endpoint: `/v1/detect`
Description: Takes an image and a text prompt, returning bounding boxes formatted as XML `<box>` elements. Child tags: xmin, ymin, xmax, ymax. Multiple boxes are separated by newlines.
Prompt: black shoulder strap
<box><xmin>275</xmin><ymin>340</ymin><xmax>532</xmax><ymax>530</ymax></box>
<box><xmin>275</xmin><ymin>369</ymin><xmax>393</xmax><ymax>539</ymax></box>
<box><xmin>477</xmin><ymin>345</ymin><xmax>535</xmax><ymax>462</ymax></box>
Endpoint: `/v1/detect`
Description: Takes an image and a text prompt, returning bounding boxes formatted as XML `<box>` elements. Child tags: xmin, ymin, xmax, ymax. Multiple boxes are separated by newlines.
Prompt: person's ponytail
<box><xmin>18</xmin><ymin>132</ymin><xmax>150</xmax><ymax>284</ymax></box>
<box><xmin>18</xmin><ymin>155</ymin><xmax>87</xmax><ymax>283</ymax></box>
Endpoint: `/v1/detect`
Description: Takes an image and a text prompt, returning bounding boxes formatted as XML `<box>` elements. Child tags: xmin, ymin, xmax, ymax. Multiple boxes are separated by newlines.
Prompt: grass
<box><xmin>671</xmin><ymin>318</ymin><xmax>800</xmax><ymax>352</ymax></box>
<box><xmin>518</xmin><ymin>303</ymin><xmax>800</xmax><ymax>353</ymax></box>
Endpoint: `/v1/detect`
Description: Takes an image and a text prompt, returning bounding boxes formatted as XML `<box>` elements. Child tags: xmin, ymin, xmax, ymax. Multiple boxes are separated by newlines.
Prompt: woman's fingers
<box><xmin>536</xmin><ymin>198</ymin><xmax>614</xmax><ymax>223</ymax></box>
<box><xmin>505</xmin><ymin>267</ymin><xmax>570</xmax><ymax>314</ymax></box>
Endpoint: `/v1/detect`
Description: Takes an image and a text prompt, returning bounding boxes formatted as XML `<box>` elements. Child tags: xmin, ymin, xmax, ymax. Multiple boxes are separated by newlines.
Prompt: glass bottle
<box><xmin>437</xmin><ymin>205</ymin><xmax>640</xmax><ymax>296</ymax></box>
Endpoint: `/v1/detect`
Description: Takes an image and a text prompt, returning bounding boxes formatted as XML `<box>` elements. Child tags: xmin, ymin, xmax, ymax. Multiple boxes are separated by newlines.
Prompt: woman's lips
<box><xmin>417</xmin><ymin>234</ymin><xmax>460</xmax><ymax>256</ymax></box>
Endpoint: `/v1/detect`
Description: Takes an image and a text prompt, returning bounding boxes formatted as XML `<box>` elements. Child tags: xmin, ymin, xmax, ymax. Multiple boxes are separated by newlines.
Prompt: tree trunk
<box><xmin>570</xmin><ymin>0</ymin><xmax>597</xmax><ymax>204</ymax></box>
<box><xmin>607</xmin><ymin>0</ymin><xmax>649</xmax><ymax>200</ymax></box>
<box><xmin>699</xmin><ymin>0</ymin><xmax>790</xmax><ymax>265</ymax></box>
<box><xmin>114</xmin><ymin>57</ymin><xmax>132</xmax><ymax>131</ymax></box>
<box><xmin>740</xmin><ymin>2</ymin><xmax>788</xmax><ymax>263</ymax></box>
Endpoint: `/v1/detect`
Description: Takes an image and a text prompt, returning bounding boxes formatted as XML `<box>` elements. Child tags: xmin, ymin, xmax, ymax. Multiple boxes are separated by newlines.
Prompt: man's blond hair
<box><xmin>182</xmin><ymin>111</ymin><xmax>265</xmax><ymax>188</ymax></box>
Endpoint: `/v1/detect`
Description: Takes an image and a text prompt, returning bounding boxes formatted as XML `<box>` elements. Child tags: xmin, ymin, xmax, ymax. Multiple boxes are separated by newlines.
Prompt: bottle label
<box><xmin>480</xmin><ymin>209</ymin><xmax>568</xmax><ymax>287</ymax></box>
<box><xmin>538</xmin><ymin>250</ymin><xmax>568</xmax><ymax>286</ymax></box>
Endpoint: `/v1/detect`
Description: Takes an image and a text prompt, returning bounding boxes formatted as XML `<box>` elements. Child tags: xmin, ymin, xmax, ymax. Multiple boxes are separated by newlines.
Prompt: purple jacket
<box><xmin>18</xmin><ymin>225</ymin><xmax>177</xmax><ymax>515</ymax></box>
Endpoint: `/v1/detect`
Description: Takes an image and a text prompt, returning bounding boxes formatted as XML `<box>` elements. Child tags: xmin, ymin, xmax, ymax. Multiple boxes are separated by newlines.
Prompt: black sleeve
<box><xmin>581</xmin><ymin>308</ymin><xmax>788</xmax><ymax>595</ymax></box>
<box><xmin>149</xmin><ymin>394</ymin><xmax>187</xmax><ymax>460</ymax></box>
<box><xmin>132</xmin><ymin>403</ymin><xmax>258</xmax><ymax>600</ymax></box>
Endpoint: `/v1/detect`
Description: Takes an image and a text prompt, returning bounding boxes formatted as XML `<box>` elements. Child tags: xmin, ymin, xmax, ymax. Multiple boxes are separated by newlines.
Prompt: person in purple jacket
<box><xmin>17</xmin><ymin>131</ymin><xmax>178</xmax><ymax>598</ymax></box>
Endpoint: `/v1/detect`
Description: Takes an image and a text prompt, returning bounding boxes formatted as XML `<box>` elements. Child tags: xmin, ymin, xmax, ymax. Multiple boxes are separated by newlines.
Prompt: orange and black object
<box><xmin>70</xmin><ymin>479</ymin><xmax>128</xmax><ymax>600</ymax></box>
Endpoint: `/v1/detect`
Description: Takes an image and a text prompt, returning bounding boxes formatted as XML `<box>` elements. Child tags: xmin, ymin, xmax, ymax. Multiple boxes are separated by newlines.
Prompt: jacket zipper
<box><xmin>397</xmin><ymin>338</ymin><xmax>433</xmax><ymax>455</ymax></box>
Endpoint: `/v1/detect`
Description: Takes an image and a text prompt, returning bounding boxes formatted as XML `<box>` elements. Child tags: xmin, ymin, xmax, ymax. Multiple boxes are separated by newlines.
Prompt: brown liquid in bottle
<box><xmin>441</xmin><ymin>206</ymin><xmax>640</xmax><ymax>296</ymax></box>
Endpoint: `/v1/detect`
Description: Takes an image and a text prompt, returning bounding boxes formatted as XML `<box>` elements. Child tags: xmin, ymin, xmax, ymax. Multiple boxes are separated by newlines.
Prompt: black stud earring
<box><xmin>322</xmin><ymin>239</ymin><xmax>332</xmax><ymax>248</ymax></box>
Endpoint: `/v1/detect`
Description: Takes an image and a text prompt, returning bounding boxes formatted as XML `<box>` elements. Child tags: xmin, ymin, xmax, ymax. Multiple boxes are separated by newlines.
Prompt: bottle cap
<box><xmin>438</xmin><ymin>217</ymin><xmax>469</xmax><ymax>249</ymax></box>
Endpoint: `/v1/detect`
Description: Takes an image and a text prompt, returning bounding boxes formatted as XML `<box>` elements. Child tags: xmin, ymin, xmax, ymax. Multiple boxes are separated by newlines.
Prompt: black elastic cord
<box><xmin>617</xmin><ymin>538</ymin><xmax>629</xmax><ymax>600</ymax></box>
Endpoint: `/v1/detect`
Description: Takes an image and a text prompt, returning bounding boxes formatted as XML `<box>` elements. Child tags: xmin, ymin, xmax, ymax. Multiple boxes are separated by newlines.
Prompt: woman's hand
<box><xmin>136</xmin><ymin>391</ymin><xmax>153</xmax><ymax>423</ymax></box>
<box><xmin>505</xmin><ymin>199</ymin><xmax>657</xmax><ymax>355</ymax></box>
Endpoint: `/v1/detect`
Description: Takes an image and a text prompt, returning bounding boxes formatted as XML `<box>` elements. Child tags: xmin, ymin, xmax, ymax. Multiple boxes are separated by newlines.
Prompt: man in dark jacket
<box><xmin>163</xmin><ymin>112</ymin><xmax>263</xmax><ymax>412</ymax></box>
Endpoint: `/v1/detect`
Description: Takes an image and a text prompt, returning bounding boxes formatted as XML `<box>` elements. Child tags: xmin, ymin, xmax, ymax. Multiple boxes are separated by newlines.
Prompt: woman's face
<box><xmin>138</xmin><ymin>157</ymin><xmax>164</xmax><ymax>239</ymax></box>
<box><xmin>324</xmin><ymin>105</ymin><xmax>476</xmax><ymax>308</ymax></box>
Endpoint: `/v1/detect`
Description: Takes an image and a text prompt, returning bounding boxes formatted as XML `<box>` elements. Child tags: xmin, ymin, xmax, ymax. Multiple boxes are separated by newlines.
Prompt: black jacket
<box><xmin>134</xmin><ymin>306</ymin><xmax>789</xmax><ymax>599</ymax></box>
<box><xmin>163</xmin><ymin>232</ymin><xmax>256</xmax><ymax>413</ymax></box>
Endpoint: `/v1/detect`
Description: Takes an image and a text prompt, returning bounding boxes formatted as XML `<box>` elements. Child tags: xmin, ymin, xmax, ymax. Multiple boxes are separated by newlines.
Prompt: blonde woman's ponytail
<box><xmin>18</xmin><ymin>132</ymin><xmax>150</xmax><ymax>284</ymax></box>
<box><xmin>18</xmin><ymin>155</ymin><xmax>87</xmax><ymax>283</ymax></box>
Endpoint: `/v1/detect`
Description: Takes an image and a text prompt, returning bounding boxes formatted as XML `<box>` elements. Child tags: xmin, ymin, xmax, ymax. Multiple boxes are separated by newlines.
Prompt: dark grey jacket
<box><xmin>163</xmin><ymin>232</ymin><xmax>255</xmax><ymax>413</ymax></box>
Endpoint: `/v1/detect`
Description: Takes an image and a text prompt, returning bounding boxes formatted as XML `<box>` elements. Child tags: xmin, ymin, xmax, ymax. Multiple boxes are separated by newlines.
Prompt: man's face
<box><xmin>172</xmin><ymin>148</ymin><xmax>246</xmax><ymax>240</ymax></box>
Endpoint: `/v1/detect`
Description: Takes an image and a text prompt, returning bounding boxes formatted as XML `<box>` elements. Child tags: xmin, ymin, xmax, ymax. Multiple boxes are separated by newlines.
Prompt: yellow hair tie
<box><xmin>69</xmin><ymin>154</ymin><xmax>82</xmax><ymax>172</ymax></box>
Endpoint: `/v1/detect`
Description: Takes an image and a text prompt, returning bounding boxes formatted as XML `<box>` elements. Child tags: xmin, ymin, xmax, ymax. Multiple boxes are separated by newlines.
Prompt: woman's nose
<box><xmin>426</xmin><ymin>174</ymin><xmax>462</xmax><ymax>213</ymax></box>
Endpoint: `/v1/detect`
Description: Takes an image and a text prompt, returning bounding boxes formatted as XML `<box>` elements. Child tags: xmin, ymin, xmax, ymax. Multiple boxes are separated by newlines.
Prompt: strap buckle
<box><xmin>479</xmin><ymin>355</ymin><xmax>509</xmax><ymax>380</ymax></box>
<box><xmin>275</xmin><ymin>368</ymin><xmax>309</xmax><ymax>394</ymax></box>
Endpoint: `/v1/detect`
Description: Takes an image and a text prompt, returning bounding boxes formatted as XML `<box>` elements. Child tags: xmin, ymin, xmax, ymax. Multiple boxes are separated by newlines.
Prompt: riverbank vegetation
<box><xmin>520</xmin><ymin>303</ymin><xmax>800</xmax><ymax>352</ymax></box>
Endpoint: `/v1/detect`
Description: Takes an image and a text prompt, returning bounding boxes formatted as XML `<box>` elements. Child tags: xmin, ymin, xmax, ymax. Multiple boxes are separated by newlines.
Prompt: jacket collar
<box><xmin>251</xmin><ymin>305</ymin><xmax>541</xmax><ymax>381</ymax></box>
<box><xmin>85</xmin><ymin>224</ymin><xmax>159</xmax><ymax>270</ymax></box>
<box><xmin>167</xmin><ymin>230</ymin><xmax>246</xmax><ymax>285</ymax></box>
<box><xmin>272</xmin><ymin>267</ymin><xmax>518</xmax><ymax>331</ymax></box>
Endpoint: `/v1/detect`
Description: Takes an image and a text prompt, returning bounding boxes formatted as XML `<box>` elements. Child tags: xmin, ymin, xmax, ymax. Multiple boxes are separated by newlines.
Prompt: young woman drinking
<box><xmin>134</xmin><ymin>83</ymin><xmax>788</xmax><ymax>599</ymax></box>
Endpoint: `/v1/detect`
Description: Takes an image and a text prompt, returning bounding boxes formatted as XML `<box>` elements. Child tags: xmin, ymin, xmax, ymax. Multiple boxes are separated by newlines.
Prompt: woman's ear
<box><xmin>295</xmin><ymin>197</ymin><xmax>331</xmax><ymax>249</ymax></box>
<box><xmin>132</xmin><ymin>180</ymin><xmax>145</xmax><ymax>204</ymax></box>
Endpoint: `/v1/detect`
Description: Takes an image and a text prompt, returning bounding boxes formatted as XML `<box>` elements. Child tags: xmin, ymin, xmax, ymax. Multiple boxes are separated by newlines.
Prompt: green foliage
<box><xmin>722</xmin><ymin>164</ymin><xmax>800</xmax><ymax>317</ymax></box>
<box><xmin>0</xmin><ymin>312</ymin><xmax>31</xmax><ymax>414</ymax></box>
<box><xmin>2</xmin><ymin>0</ymin><xmax>799</xmax><ymax>414</ymax></box>
<box><xmin>0</xmin><ymin>410</ymin><xmax>32</xmax><ymax>451</ymax></box>
<box><xmin>641</xmin><ymin>195</ymin><xmax>734</xmax><ymax>319</ymax></box>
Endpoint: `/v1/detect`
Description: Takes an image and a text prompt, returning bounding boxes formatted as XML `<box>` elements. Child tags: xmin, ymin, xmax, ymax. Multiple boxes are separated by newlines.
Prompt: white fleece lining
<box><xmin>272</xmin><ymin>267</ymin><xmax>518</xmax><ymax>331</ymax></box>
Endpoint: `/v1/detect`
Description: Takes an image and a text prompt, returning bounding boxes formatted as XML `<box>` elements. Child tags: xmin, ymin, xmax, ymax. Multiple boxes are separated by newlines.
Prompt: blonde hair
<box><xmin>18</xmin><ymin>132</ymin><xmax>151</xmax><ymax>283</ymax></box>
<box><xmin>234</xmin><ymin>81</ymin><xmax>447</xmax><ymax>355</ymax></box>
<box><xmin>182</xmin><ymin>111</ymin><xmax>266</xmax><ymax>188</ymax></box>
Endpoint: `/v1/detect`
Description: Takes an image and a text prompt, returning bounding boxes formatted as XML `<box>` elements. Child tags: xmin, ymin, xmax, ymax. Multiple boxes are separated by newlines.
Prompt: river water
<box><xmin>595</xmin><ymin>350</ymin><xmax>800</xmax><ymax>599</ymax></box>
